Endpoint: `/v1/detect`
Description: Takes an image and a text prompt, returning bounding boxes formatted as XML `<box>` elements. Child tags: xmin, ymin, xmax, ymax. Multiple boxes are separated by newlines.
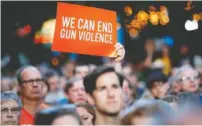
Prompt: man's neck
<box><xmin>22</xmin><ymin>97</ymin><xmax>41</xmax><ymax>116</ymax></box>
<box><xmin>95</xmin><ymin>110</ymin><xmax>120</xmax><ymax>125</ymax></box>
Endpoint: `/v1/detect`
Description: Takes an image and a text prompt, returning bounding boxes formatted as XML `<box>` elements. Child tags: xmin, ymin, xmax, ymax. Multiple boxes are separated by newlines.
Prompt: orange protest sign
<box><xmin>52</xmin><ymin>2</ymin><xmax>117</xmax><ymax>57</ymax></box>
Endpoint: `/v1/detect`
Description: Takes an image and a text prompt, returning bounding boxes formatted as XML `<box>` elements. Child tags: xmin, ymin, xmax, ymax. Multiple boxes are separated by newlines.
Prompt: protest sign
<box><xmin>52</xmin><ymin>2</ymin><xmax>117</xmax><ymax>57</ymax></box>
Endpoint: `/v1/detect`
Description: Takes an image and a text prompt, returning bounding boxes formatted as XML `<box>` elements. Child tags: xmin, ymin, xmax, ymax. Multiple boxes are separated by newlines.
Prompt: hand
<box><xmin>114</xmin><ymin>43</ymin><xmax>125</xmax><ymax>62</ymax></box>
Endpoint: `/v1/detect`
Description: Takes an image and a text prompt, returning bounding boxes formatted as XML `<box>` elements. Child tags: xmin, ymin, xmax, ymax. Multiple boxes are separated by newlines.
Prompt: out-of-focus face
<box><xmin>179</xmin><ymin>68</ymin><xmax>200</xmax><ymax>92</ymax></box>
<box><xmin>171</xmin><ymin>82</ymin><xmax>181</xmax><ymax>94</ymax></box>
<box><xmin>62</xmin><ymin>62</ymin><xmax>75</xmax><ymax>79</ymax></box>
<box><xmin>47</xmin><ymin>75</ymin><xmax>60</xmax><ymax>92</ymax></box>
<box><xmin>75</xmin><ymin>65</ymin><xmax>89</xmax><ymax>78</ymax></box>
<box><xmin>67</xmin><ymin>80</ymin><xmax>87</xmax><ymax>104</ymax></box>
<box><xmin>123</xmin><ymin>66</ymin><xmax>132</xmax><ymax>77</ymax></box>
<box><xmin>1</xmin><ymin>99</ymin><xmax>21</xmax><ymax>125</ymax></box>
<box><xmin>52</xmin><ymin>115</ymin><xmax>80</xmax><ymax>125</ymax></box>
<box><xmin>60</xmin><ymin>77</ymin><xmax>67</xmax><ymax>90</ymax></box>
<box><xmin>1</xmin><ymin>78</ymin><xmax>12</xmax><ymax>92</ymax></box>
<box><xmin>76</xmin><ymin>107</ymin><xmax>94</xmax><ymax>125</ymax></box>
<box><xmin>21</xmin><ymin>67</ymin><xmax>43</xmax><ymax>100</ymax></box>
<box><xmin>93</xmin><ymin>72</ymin><xmax>124</xmax><ymax>115</ymax></box>
<box><xmin>151</xmin><ymin>81</ymin><xmax>168</xmax><ymax>99</ymax></box>
<box><xmin>41</xmin><ymin>83</ymin><xmax>48</xmax><ymax>98</ymax></box>
<box><xmin>123</xmin><ymin>80</ymin><xmax>133</xmax><ymax>104</ymax></box>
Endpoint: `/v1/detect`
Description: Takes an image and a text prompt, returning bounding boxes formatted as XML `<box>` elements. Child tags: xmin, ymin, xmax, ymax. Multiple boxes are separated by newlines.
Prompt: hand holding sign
<box><xmin>114</xmin><ymin>43</ymin><xmax>125</xmax><ymax>62</ymax></box>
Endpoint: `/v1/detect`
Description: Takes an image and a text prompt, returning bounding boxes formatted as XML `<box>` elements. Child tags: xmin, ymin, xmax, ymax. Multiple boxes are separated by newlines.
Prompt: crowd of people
<box><xmin>1</xmin><ymin>41</ymin><xmax>202</xmax><ymax>125</ymax></box>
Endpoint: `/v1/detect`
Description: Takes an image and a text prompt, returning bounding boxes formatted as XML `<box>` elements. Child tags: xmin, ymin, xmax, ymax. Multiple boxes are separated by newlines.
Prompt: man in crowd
<box><xmin>1</xmin><ymin>91</ymin><xmax>22</xmax><ymax>125</ymax></box>
<box><xmin>44</xmin><ymin>69</ymin><xmax>67</xmax><ymax>105</ymax></box>
<box><xmin>84</xmin><ymin>66</ymin><xmax>124</xmax><ymax>125</ymax></box>
<box><xmin>64</xmin><ymin>77</ymin><xmax>87</xmax><ymax>104</ymax></box>
<box><xmin>141</xmin><ymin>70</ymin><xmax>169</xmax><ymax>99</ymax></box>
<box><xmin>16</xmin><ymin>65</ymin><xmax>44</xmax><ymax>125</ymax></box>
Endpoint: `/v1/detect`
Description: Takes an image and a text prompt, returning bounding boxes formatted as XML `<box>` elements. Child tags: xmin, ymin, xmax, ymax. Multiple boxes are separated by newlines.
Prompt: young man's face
<box><xmin>67</xmin><ymin>80</ymin><xmax>87</xmax><ymax>104</ymax></box>
<box><xmin>21</xmin><ymin>67</ymin><xmax>43</xmax><ymax>100</ymax></box>
<box><xmin>1</xmin><ymin>99</ymin><xmax>21</xmax><ymax>125</ymax></box>
<box><xmin>151</xmin><ymin>81</ymin><xmax>168</xmax><ymax>99</ymax></box>
<box><xmin>179</xmin><ymin>69</ymin><xmax>200</xmax><ymax>92</ymax></box>
<box><xmin>93</xmin><ymin>72</ymin><xmax>124</xmax><ymax>115</ymax></box>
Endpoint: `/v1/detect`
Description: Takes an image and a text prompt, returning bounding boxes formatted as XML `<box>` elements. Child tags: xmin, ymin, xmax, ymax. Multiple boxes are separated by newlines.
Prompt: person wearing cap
<box><xmin>141</xmin><ymin>70</ymin><xmax>169</xmax><ymax>100</ymax></box>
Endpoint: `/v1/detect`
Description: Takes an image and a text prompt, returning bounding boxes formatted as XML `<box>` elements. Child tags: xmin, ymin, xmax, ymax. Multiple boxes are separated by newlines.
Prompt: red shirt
<box><xmin>19</xmin><ymin>108</ymin><xmax>34</xmax><ymax>125</ymax></box>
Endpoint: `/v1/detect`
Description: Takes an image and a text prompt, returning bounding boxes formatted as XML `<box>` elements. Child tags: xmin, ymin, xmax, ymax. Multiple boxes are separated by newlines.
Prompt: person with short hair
<box><xmin>35</xmin><ymin>105</ymin><xmax>82</xmax><ymax>125</ymax></box>
<box><xmin>84</xmin><ymin>66</ymin><xmax>124</xmax><ymax>125</ymax></box>
<box><xmin>64</xmin><ymin>77</ymin><xmax>87</xmax><ymax>104</ymax></box>
<box><xmin>141</xmin><ymin>70</ymin><xmax>169</xmax><ymax>99</ymax></box>
<box><xmin>44</xmin><ymin>69</ymin><xmax>67</xmax><ymax>105</ymax></box>
<box><xmin>16</xmin><ymin>65</ymin><xmax>44</xmax><ymax>125</ymax></box>
<box><xmin>174</xmin><ymin>65</ymin><xmax>200</xmax><ymax>93</ymax></box>
<box><xmin>1</xmin><ymin>91</ymin><xmax>22</xmax><ymax>125</ymax></box>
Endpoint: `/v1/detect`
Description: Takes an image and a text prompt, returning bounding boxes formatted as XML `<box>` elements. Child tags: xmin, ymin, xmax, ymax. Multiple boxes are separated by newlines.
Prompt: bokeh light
<box><xmin>149</xmin><ymin>12</ymin><xmax>159</xmax><ymax>25</ymax></box>
<box><xmin>124</xmin><ymin>6</ymin><xmax>133</xmax><ymax>16</ymax></box>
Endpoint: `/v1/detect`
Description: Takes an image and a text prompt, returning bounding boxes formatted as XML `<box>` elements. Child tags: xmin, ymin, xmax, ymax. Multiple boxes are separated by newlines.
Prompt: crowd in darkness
<box><xmin>1</xmin><ymin>39</ymin><xmax>202</xmax><ymax>125</ymax></box>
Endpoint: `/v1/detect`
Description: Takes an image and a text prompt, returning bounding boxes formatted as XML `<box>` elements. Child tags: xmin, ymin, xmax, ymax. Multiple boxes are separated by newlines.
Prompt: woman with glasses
<box><xmin>1</xmin><ymin>91</ymin><xmax>22</xmax><ymax>125</ymax></box>
<box><xmin>175</xmin><ymin>65</ymin><xmax>200</xmax><ymax>93</ymax></box>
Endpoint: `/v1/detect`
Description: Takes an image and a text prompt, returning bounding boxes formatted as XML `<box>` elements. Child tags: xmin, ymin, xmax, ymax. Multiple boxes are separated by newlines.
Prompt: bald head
<box><xmin>16</xmin><ymin>65</ymin><xmax>43</xmax><ymax>100</ymax></box>
<box><xmin>16</xmin><ymin>65</ymin><xmax>42</xmax><ymax>85</ymax></box>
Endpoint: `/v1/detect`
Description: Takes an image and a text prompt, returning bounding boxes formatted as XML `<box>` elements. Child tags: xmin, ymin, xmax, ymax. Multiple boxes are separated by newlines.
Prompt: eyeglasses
<box><xmin>1</xmin><ymin>107</ymin><xmax>21</xmax><ymax>114</ymax></box>
<box><xmin>22</xmin><ymin>78</ymin><xmax>44</xmax><ymax>85</ymax></box>
<box><xmin>178</xmin><ymin>75</ymin><xmax>200</xmax><ymax>83</ymax></box>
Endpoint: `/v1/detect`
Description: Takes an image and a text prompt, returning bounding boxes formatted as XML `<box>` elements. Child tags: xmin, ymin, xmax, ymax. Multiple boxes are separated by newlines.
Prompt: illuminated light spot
<box><xmin>199</xmin><ymin>13</ymin><xmax>202</xmax><ymax>20</ymax></box>
<box><xmin>51</xmin><ymin>57</ymin><xmax>59</xmax><ymax>66</ymax></box>
<box><xmin>131</xmin><ymin>19</ymin><xmax>142</xmax><ymax>30</ymax></box>
<box><xmin>149</xmin><ymin>6</ymin><xmax>157</xmax><ymax>12</ymax></box>
<box><xmin>160</xmin><ymin>15</ymin><xmax>170</xmax><ymax>25</ymax></box>
<box><xmin>125</xmin><ymin>24</ymin><xmax>132</xmax><ymax>30</ymax></box>
<box><xmin>149</xmin><ymin>12</ymin><xmax>159</xmax><ymax>25</ymax></box>
<box><xmin>129</xmin><ymin>27</ymin><xmax>139</xmax><ymax>38</ymax></box>
<box><xmin>124</xmin><ymin>6</ymin><xmax>133</xmax><ymax>16</ymax></box>
<box><xmin>193</xmin><ymin>13</ymin><xmax>200</xmax><ymax>21</ymax></box>
<box><xmin>137</xmin><ymin>11</ymin><xmax>149</xmax><ymax>21</ymax></box>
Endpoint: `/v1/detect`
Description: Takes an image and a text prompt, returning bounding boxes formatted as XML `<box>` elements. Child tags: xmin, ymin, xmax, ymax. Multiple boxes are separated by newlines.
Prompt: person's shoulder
<box><xmin>177</xmin><ymin>91</ymin><xmax>201</xmax><ymax>104</ymax></box>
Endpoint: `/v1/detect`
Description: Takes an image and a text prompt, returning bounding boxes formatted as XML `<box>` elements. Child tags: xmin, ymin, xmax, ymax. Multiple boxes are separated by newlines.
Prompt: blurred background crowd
<box><xmin>1</xmin><ymin>1</ymin><xmax>202</xmax><ymax>125</ymax></box>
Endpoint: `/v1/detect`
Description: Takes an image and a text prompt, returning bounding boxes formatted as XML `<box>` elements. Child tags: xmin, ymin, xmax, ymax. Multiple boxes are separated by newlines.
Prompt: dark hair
<box><xmin>84</xmin><ymin>65</ymin><xmax>124</xmax><ymax>95</ymax></box>
<box><xmin>76</xmin><ymin>103</ymin><xmax>96</xmax><ymax>124</ymax></box>
<box><xmin>16</xmin><ymin>65</ymin><xmax>35</xmax><ymax>85</ymax></box>
<box><xmin>35</xmin><ymin>105</ymin><xmax>82</xmax><ymax>125</ymax></box>
<box><xmin>64</xmin><ymin>77</ymin><xmax>83</xmax><ymax>94</ymax></box>
<box><xmin>43</xmin><ymin>69</ymin><xmax>59</xmax><ymax>80</ymax></box>
<box><xmin>146</xmin><ymin>70</ymin><xmax>168</xmax><ymax>90</ymax></box>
